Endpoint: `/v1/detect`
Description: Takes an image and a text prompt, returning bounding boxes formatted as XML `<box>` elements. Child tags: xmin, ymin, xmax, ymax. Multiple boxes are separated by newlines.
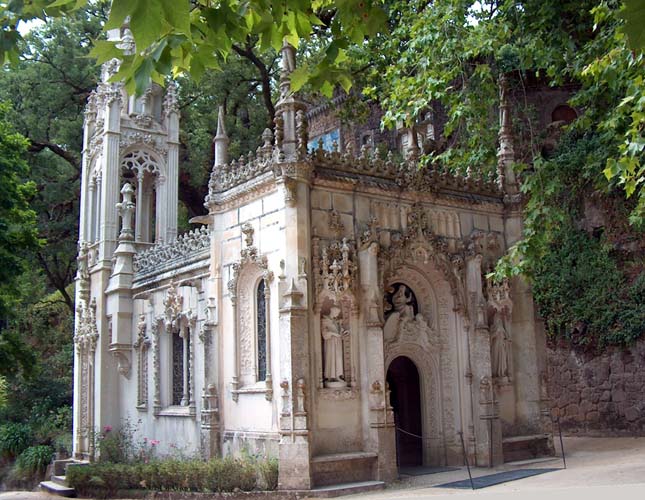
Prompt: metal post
<box><xmin>557</xmin><ymin>416</ymin><xmax>566</xmax><ymax>469</ymax></box>
<box><xmin>458</xmin><ymin>431</ymin><xmax>475</xmax><ymax>490</ymax></box>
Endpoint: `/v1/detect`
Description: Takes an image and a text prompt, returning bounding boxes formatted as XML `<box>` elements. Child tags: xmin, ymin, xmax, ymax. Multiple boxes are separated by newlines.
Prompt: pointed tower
<box><xmin>213</xmin><ymin>105</ymin><xmax>229</xmax><ymax>167</ymax></box>
<box><xmin>73</xmin><ymin>24</ymin><xmax>181</xmax><ymax>459</ymax></box>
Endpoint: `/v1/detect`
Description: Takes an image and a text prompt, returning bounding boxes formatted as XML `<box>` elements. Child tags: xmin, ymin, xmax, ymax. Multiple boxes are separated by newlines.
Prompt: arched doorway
<box><xmin>387</xmin><ymin>356</ymin><xmax>423</xmax><ymax>467</ymax></box>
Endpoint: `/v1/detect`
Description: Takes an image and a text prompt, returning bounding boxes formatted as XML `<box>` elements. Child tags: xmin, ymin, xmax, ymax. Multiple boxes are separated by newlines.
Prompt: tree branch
<box><xmin>231</xmin><ymin>43</ymin><xmax>276</xmax><ymax>126</ymax></box>
<box><xmin>29</xmin><ymin>141</ymin><xmax>80</xmax><ymax>174</ymax></box>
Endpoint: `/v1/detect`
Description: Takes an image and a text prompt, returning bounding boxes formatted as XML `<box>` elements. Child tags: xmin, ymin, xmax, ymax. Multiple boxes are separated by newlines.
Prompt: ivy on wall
<box><xmin>532</xmin><ymin>226</ymin><xmax>645</xmax><ymax>348</ymax></box>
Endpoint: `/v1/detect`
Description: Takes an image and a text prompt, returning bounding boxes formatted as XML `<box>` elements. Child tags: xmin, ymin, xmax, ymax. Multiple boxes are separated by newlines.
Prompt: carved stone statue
<box><xmin>392</xmin><ymin>285</ymin><xmax>415</xmax><ymax>319</ymax></box>
<box><xmin>491</xmin><ymin>311</ymin><xmax>510</xmax><ymax>381</ymax></box>
<box><xmin>322</xmin><ymin>305</ymin><xmax>346</xmax><ymax>387</ymax></box>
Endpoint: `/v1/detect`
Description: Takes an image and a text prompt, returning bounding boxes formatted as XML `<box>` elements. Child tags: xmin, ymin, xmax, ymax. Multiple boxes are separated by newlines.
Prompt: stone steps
<box><xmin>503</xmin><ymin>434</ymin><xmax>553</xmax><ymax>463</ymax></box>
<box><xmin>308</xmin><ymin>480</ymin><xmax>386</xmax><ymax>498</ymax></box>
<box><xmin>39</xmin><ymin>480</ymin><xmax>76</xmax><ymax>498</ymax></box>
<box><xmin>311</xmin><ymin>451</ymin><xmax>378</xmax><ymax>487</ymax></box>
<box><xmin>39</xmin><ymin>458</ymin><xmax>88</xmax><ymax>498</ymax></box>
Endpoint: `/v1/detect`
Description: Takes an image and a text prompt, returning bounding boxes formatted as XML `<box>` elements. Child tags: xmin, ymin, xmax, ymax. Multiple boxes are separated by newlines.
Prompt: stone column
<box><xmin>466</xmin><ymin>254</ymin><xmax>503</xmax><ymax>466</ymax></box>
<box><xmin>358</xmin><ymin>241</ymin><xmax>397</xmax><ymax>482</ymax></box>
<box><xmin>98</xmin><ymin>85</ymin><xmax>122</xmax><ymax>265</ymax></box>
<box><xmin>163</xmin><ymin>81</ymin><xmax>180</xmax><ymax>242</ymax></box>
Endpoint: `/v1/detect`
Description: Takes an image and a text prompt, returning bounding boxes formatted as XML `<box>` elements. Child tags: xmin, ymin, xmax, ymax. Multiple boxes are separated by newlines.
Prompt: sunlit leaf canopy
<box><xmin>1</xmin><ymin>0</ymin><xmax>387</xmax><ymax>95</ymax></box>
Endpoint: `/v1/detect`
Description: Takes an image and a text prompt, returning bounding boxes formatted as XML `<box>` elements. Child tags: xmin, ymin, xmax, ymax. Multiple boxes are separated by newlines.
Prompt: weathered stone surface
<box><xmin>547</xmin><ymin>339</ymin><xmax>645</xmax><ymax>436</ymax></box>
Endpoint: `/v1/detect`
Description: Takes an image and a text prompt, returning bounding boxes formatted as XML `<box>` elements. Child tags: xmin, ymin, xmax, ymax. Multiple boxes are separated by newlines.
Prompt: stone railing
<box><xmin>206</xmin><ymin>141</ymin><xmax>503</xmax><ymax>201</ymax></box>
<box><xmin>133</xmin><ymin>226</ymin><xmax>210</xmax><ymax>275</ymax></box>
<box><xmin>207</xmin><ymin>140</ymin><xmax>275</xmax><ymax>197</ymax></box>
<box><xmin>310</xmin><ymin>144</ymin><xmax>503</xmax><ymax>197</ymax></box>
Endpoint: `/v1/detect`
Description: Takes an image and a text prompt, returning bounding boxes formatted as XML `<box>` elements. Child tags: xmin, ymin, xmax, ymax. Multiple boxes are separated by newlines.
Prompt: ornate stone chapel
<box><xmin>72</xmin><ymin>27</ymin><xmax>556</xmax><ymax>489</ymax></box>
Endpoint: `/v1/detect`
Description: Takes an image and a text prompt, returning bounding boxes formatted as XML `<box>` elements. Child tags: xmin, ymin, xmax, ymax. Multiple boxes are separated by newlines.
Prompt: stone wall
<box><xmin>547</xmin><ymin>339</ymin><xmax>645</xmax><ymax>435</ymax></box>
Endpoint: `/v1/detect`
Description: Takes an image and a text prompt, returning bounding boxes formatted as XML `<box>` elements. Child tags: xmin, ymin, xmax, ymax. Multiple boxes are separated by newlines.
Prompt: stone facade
<box><xmin>72</xmin><ymin>35</ymin><xmax>555</xmax><ymax>489</ymax></box>
<box><xmin>547</xmin><ymin>340</ymin><xmax>645</xmax><ymax>435</ymax></box>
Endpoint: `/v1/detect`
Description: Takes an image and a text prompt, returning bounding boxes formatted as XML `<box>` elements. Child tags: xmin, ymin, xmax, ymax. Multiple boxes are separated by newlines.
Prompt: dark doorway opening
<box><xmin>387</xmin><ymin>356</ymin><xmax>423</xmax><ymax>467</ymax></box>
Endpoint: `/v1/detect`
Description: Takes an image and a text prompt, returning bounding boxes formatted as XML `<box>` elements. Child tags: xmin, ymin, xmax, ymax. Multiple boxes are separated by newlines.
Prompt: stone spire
<box><xmin>497</xmin><ymin>75</ymin><xmax>518</xmax><ymax>194</ymax></box>
<box><xmin>213</xmin><ymin>105</ymin><xmax>229</xmax><ymax>167</ymax></box>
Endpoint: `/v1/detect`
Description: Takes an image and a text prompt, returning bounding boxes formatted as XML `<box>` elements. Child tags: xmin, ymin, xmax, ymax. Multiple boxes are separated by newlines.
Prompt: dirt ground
<box><xmin>1</xmin><ymin>436</ymin><xmax>644</xmax><ymax>500</ymax></box>
<box><xmin>351</xmin><ymin>436</ymin><xmax>645</xmax><ymax>499</ymax></box>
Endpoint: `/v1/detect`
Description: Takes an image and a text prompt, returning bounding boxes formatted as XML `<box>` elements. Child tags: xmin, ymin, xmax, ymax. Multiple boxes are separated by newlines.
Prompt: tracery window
<box><xmin>121</xmin><ymin>149</ymin><xmax>161</xmax><ymax>243</ymax></box>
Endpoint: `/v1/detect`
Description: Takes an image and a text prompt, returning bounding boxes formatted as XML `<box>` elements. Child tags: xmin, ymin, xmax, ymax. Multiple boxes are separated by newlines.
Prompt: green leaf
<box><xmin>105</xmin><ymin>0</ymin><xmax>131</xmax><ymax>30</ymax></box>
<box><xmin>159</xmin><ymin>0</ymin><xmax>191</xmax><ymax>35</ymax></box>
<box><xmin>618</xmin><ymin>0</ymin><xmax>645</xmax><ymax>52</ymax></box>
<box><xmin>289</xmin><ymin>65</ymin><xmax>309</xmax><ymax>92</ymax></box>
<box><xmin>130</xmin><ymin>0</ymin><xmax>164</xmax><ymax>51</ymax></box>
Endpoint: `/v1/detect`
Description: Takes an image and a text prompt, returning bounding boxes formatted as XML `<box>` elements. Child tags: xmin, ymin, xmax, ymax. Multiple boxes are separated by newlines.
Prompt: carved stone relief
<box><xmin>486</xmin><ymin>277</ymin><xmax>513</xmax><ymax>384</ymax></box>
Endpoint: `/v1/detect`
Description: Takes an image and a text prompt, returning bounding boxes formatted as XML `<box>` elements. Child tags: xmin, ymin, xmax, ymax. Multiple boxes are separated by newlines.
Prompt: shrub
<box><xmin>15</xmin><ymin>445</ymin><xmax>53</xmax><ymax>475</ymax></box>
<box><xmin>0</xmin><ymin>423</ymin><xmax>32</xmax><ymax>460</ymax></box>
<box><xmin>257</xmin><ymin>457</ymin><xmax>279</xmax><ymax>490</ymax></box>
<box><xmin>66</xmin><ymin>456</ymin><xmax>276</xmax><ymax>497</ymax></box>
<box><xmin>96</xmin><ymin>422</ymin><xmax>135</xmax><ymax>463</ymax></box>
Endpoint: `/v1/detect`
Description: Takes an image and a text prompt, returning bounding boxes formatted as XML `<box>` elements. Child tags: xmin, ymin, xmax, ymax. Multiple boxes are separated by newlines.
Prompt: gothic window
<box><xmin>171</xmin><ymin>324</ymin><xmax>190</xmax><ymax>407</ymax></box>
<box><xmin>256</xmin><ymin>280</ymin><xmax>267</xmax><ymax>382</ymax></box>
<box><xmin>121</xmin><ymin>150</ymin><xmax>161</xmax><ymax>244</ymax></box>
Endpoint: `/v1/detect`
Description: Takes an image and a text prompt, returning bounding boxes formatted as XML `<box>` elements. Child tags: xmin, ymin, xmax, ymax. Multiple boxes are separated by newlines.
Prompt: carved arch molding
<box><xmin>227</xmin><ymin>223</ymin><xmax>274</xmax><ymax>401</ymax></box>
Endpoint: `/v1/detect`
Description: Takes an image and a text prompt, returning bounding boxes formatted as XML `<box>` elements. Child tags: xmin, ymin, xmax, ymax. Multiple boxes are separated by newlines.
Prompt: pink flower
<box><xmin>103</xmin><ymin>425</ymin><xmax>112</xmax><ymax>433</ymax></box>
<box><xmin>143</xmin><ymin>437</ymin><xmax>148</xmax><ymax>442</ymax></box>
<box><xmin>150</xmin><ymin>439</ymin><xmax>160</xmax><ymax>446</ymax></box>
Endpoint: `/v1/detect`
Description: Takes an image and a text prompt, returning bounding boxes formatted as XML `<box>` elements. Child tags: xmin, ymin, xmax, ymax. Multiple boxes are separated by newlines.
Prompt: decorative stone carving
<box><xmin>295</xmin><ymin>378</ymin><xmax>306</xmax><ymax>415</ymax></box>
<box><xmin>295</xmin><ymin>109</ymin><xmax>308</xmax><ymax>160</ymax></box>
<box><xmin>319</xmin><ymin>386</ymin><xmax>360</xmax><ymax>400</ymax></box>
<box><xmin>134</xmin><ymin>314</ymin><xmax>150</xmax><ymax>409</ymax></box>
<box><xmin>133</xmin><ymin>226</ymin><xmax>210</xmax><ymax>274</ymax></box>
<box><xmin>163</xmin><ymin>281</ymin><xmax>184</xmax><ymax>330</ymax></box>
<box><xmin>74</xmin><ymin>296</ymin><xmax>99</xmax><ymax>458</ymax></box>
<box><xmin>315</xmin><ymin>238</ymin><xmax>357</xmax><ymax>297</ymax></box>
<box><xmin>163</xmin><ymin>80</ymin><xmax>179</xmax><ymax>115</ymax></box>
<box><xmin>309</xmin><ymin>143</ymin><xmax>502</xmax><ymax>198</ymax></box>
<box><xmin>117</xmin><ymin>183</ymin><xmax>136</xmax><ymax>240</ymax></box>
<box><xmin>201</xmin><ymin>384</ymin><xmax>219</xmax><ymax>428</ymax></box>
<box><xmin>359</xmin><ymin>215</ymin><xmax>380</xmax><ymax>250</ymax></box>
<box><xmin>280</xmin><ymin>379</ymin><xmax>290</xmax><ymax>416</ymax></box>
<box><xmin>75</xmin><ymin>297</ymin><xmax>99</xmax><ymax>353</ymax></box>
<box><xmin>329</xmin><ymin>210</ymin><xmax>344</xmax><ymax>239</ymax></box>
<box><xmin>76</xmin><ymin>242</ymin><xmax>90</xmax><ymax>304</ymax></box>
<box><xmin>380</xmin><ymin>204</ymin><xmax>468</xmax><ymax>316</ymax></box>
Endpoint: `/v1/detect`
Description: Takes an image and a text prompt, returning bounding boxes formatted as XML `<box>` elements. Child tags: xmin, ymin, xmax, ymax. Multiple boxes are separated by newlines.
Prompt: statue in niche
<box><xmin>322</xmin><ymin>305</ymin><xmax>346</xmax><ymax>388</ymax></box>
<box><xmin>490</xmin><ymin>310</ymin><xmax>511</xmax><ymax>382</ymax></box>
<box><xmin>392</xmin><ymin>285</ymin><xmax>415</xmax><ymax>320</ymax></box>
<box><xmin>383</xmin><ymin>283</ymin><xmax>436</xmax><ymax>348</ymax></box>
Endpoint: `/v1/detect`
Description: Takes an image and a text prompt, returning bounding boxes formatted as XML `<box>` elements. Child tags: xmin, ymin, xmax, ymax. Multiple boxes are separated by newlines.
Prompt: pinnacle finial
<box><xmin>279</xmin><ymin>40</ymin><xmax>297</xmax><ymax>99</ymax></box>
<box><xmin>213</xmin><ymin>105</ymin><xmax>229</xmax><ymax>167</ymax></box>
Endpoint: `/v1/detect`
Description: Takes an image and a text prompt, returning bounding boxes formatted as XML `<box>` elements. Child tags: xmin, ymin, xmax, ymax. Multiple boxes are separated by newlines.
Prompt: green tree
<box><xmin>2</xmin><ymin>0</ymin><xmax>387</xmax><ymax>95</ymax></box>
<box><xmin>0</xmin><ymin>103</ymin><xmax>40</xmax><ymax>318</ymax></box>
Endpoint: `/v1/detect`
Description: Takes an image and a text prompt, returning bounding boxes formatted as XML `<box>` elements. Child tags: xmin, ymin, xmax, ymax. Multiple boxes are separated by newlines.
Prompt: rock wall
<box><xmin>547</xmin><ymin>339</ymin><xmax>645</xmax><ymax>435</ymax></box>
